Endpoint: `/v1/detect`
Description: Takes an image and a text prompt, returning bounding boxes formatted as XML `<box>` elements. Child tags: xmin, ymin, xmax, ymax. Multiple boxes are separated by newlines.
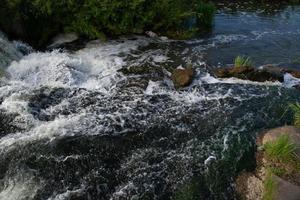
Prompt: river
<box><xmin>0</xmin><ymin>1</ymin><xmax>300</xmax><ymax>200</ymax></box>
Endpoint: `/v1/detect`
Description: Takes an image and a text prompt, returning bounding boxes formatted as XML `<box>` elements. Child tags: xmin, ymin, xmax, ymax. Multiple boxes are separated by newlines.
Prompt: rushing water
<box><xmin>0</xmin><ymin>1</ymin><xmax>300</xmax><ymax>200</ymax></box>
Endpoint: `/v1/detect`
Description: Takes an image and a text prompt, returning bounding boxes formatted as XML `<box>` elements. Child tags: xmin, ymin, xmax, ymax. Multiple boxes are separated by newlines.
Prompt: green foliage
<box><xmin>234</xmin><ymin>56</ymin><xmax>253</xmax><ymax>68</ymax></box>
<box><xmin>263</xmin><ymin>171</ymin><xmax>277</xmax><ymax>200</ymax></box>
<box><xmin>269</xmin><ymin>167</ymin><xmax>287</xmax><ymax>176</ymax></box>
<box><xmin>263</xmin><ymin>134</ymin><xmax>296</xmax><ymax>163</ymax></box>
<box><xmin>0</xmin><ymin>0</ymin><xmax>216</xmax><ymax>47</ymax></box>
<box><xmin>289</xmin><ymin>102</ymin><xmax>300</xmax><ymax>127</ymax></box>
<box><xmin>196</xmin><ymin>1</ymin><xmax>216</xmax><ymax>28</ymax></box>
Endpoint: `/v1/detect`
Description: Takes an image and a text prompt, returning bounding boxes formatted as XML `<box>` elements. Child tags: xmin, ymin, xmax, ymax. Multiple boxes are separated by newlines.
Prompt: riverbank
<box><xmin>1</xmin><ymin>1</ymin><xmax>300</xmax><ymax>199</ymax></box>
<box><xmin>0</xmin><ymin>0</ymin><xmax>215</xmax><ymax>48</ymax></box>
<box><xmin>236</xmin><ymin>126</ymin><xmax>300</xmax><ymax>200</ymax></box>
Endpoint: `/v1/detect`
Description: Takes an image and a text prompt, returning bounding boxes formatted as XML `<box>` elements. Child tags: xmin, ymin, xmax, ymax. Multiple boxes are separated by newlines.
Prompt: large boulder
<box><xmin>171</xmin><ymin>68</ymin><xmax>194</xmax><ymax>88</ymax></box>
<box><xmin>274</xmin><ymin>175</ymin><xmax>300</xmax><ymax>200</ymax></box>
<box><xmin>236</xmin><ymin>126</ymin><xmax>300</xmax><ymax>200</ymax></box>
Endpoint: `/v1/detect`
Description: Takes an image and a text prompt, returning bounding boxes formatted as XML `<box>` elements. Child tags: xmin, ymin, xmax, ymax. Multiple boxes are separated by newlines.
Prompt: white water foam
<box><xmin>7</xmin><ymin>37</ymin><xmax>151</xmax><ymax>92</ymax></box>
<box><xmin>0</xmin><ymin>173</ymin><xmax>43</xmax><ymax>200</ymax></box>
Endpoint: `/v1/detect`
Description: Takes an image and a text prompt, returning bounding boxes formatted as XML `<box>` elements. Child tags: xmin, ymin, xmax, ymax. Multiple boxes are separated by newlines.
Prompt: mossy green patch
<box><xmin>263</xmin><ymin>171</ymin><xmax>278</xmax><ymax>200</ymax></box>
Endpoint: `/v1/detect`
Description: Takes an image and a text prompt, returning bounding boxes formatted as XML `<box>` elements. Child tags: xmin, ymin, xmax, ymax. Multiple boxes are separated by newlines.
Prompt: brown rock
<box><xmin>214</xmin><ymin>66</ymin><xmax>284</xmax><ymax>82</ymax></box>
<box><xmin>171</xmin><ymin>68</ymin><xmax>194</xmax><ymax>88</ymax></box>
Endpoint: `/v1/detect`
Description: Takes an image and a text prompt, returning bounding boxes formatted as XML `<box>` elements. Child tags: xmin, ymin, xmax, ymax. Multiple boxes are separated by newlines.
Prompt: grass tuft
<box><xmin>234</xmin><ymin>56</ymin><xmax>253</xmax><ymax>68</ymax></box>
<box><xmin>263</xmin><ymin>134</ymin><xmax>296</xmax><ymax>163</ymax></box>
<box><xmin>289</xmin><ymin>102</ymin><xmax>300</xmax><ymax>128</ymax></box>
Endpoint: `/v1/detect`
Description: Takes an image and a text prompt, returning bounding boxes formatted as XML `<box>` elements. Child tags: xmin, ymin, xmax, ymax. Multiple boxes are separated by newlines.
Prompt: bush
<box><xmin>0</xmin><ymin>0</ymin><xmax>216</xmax><ymax>47</ymax></box>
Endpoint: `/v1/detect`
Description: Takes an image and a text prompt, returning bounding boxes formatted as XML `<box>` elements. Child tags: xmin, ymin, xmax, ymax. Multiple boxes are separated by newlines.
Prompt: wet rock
<box><xmin>293</xmin><ymin>84</ymin><xmax>300</xmax><ymax>90</ymax></box>
<box><xmin>214</xmin><ymin>66</ymin><xmax>284</xmax><ymax>82</ymax></box>
<box><xmin>145</xmin><ymin>31</ymin><xmax>158</xmax><ymax>38</ymax></box>
<box><xmin>118</xmin><ymin>66</ymin><xmax>165</xmax><ymax>82</ymax></box>
<box><xmin>48</xmin><ymin>33</ymin><xmax>79</xmax><ymax>48</ymax></box>
<box><xmin>171</xmin><ymin>68</ymin><xmax>194</xmax><ymax>88</ymax></box>
<box><xmin>47</xmin><ymin>34</ymin><xmax>88</xmax><ymax>51</ymax></box>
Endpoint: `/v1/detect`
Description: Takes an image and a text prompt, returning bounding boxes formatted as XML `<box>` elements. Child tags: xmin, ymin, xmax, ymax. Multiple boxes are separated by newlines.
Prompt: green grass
<box><xmin>289</xmin><ymin>102</ymin><xmax>300</xmax><ymax>128</ymax></box>
<box><xmin>269</xmin><ymin>167</ymin><xmax>287</xmax><ymax>177</ymax></box>
<box><xmin>263</xmin><ymin>134</ymin><xmax>296</xmax><ymax>163</ymax></box>
<box><xmin>263</xmin><ymin>171</ymin><xmax>277</xmax><ymax>200</ymax></box>
<box><xmin>234</xmin><ymin>56</ymin><xmax>253</xmax><ymax>68</ymax></box>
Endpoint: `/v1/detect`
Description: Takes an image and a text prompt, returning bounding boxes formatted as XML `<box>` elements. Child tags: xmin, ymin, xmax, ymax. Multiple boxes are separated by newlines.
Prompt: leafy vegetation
<box><xmin>0</xmin><ymin>0</ymin><xmax>216</xmax><ymax>47</ymax></box>
<box><xmin>262</xmin><ymin>171</ymin><xmax>277</xmax><ymax>200</ymax></box>
<box><xmin>234</xmin><ymin>56</ymin><xmax>253</xmax><ymax>68</ymax></box>
<box><xmin>263</xmin><ymin>134</ymin><xmax>296</xmax><ymax>163</ymax></box>
<box><xmin>290</xmin><ymin>102</ymin><xmax>300</xmax><ymax>128</ymax></box>
<box><xmin>269</xmin><ymin>167</ymin><xmax>287</xmax><ymax>177</ymax></box>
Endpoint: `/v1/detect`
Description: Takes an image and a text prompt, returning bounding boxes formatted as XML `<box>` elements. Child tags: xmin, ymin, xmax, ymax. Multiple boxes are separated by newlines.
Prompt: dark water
<box><xmin>0</xmin><ymin>1</ymin><xmax>300</xmax><ymax>200</ymax></box>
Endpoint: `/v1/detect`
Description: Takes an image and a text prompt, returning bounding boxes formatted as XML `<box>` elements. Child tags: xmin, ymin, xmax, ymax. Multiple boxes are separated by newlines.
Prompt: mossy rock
<box><xmin>171</xmin><ymin>68</ymin><xmax>194</xmax><ymax>88</ymax></box>
<box><xmin>214</xmin><ymin>66</ymin><xmax>284</xmax><ymax>82</ymax></box>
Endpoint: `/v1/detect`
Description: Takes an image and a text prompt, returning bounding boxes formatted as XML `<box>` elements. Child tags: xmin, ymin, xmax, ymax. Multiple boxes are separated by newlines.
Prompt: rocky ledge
<box><xmin>214</xmin><ymin>65</ymin><xmax>300</xmax><ymax>84</ymax></box>
<box><xmin>236</xmin><ymin>126</ymin><xmax>300</xmax><ymax>200</ymax></box>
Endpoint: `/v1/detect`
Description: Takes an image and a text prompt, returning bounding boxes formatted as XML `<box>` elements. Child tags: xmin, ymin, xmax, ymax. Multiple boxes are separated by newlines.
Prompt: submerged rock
<box><xmin>47</xmin><ymin>33</ymin><xmax>79</xmax><ymax>49</ymax></box>
<box><xmin>171</xmin><ymin>68</ymin><xmax>194</xmax><ymax>88</ymax></box>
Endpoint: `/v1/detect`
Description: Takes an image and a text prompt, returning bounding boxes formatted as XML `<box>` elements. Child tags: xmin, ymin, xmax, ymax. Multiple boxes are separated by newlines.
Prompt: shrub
<box><xmin>234</xmin><ymin>56</ymin><xmax>253</xmax><ymax>68</ymax></box>
<box><xmin>0</xmin><ymin>0</ymin><xmax>216</xmax><ymax>47</ymax></box>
